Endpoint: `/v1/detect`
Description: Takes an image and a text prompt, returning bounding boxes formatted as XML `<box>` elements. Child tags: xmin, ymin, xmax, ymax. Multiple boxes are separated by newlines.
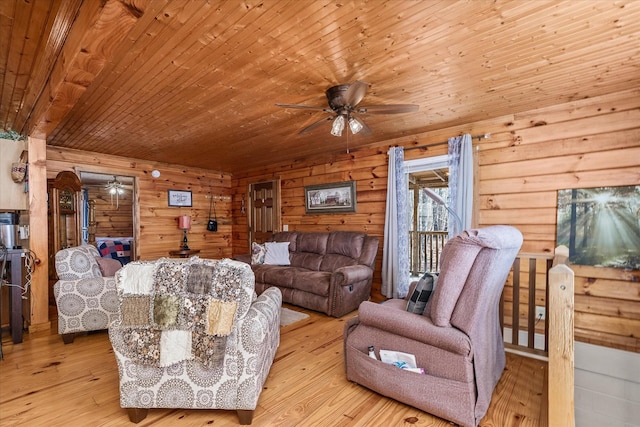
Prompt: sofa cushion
<box><xmin>327</xmin><ymin>231</ymin><xmax>364</xmax><ymax>259</ymax></box>
<box><xmin>296</xmin><ymin>232</ymin><xmax>329</xmax><ymax>255</ymax></box>
<box><xmin>320</xmin><ymin>253</ymin><xmax>358</xmax><ymax>272</ymax></box>
<box><xmin>406</xmin><ymin>272</ymin><xmax>438</xmax><ymax>315</ymax></box>
<box><xmin>271</xmin><ymin>231</ymin><xmax>298</xmax><ymax>252</ymax></box>
<box><xmin>290</xmin><ymin>252</ymin><xmax>324</xmax><ymax>270</ymax></box>
<box><xmin>428</xmin><ymin>231</ymin><xmax>484</xmax><ymax>326</ymax></box>
<box><xmin>251</xmin><ymin>242</ymin><xmax>267</xmax><ymax>265</ymax></box>
<box><xmin>264</xmin><ymin>242</ymin><xmax>291</xmax><ymax>265</ymax></box>
<box><xmin>293</xmin><ymin>270</ymin><xmax>332</xmax><ymax>296</ymax></box>
<box><xmin>95</xmin><ymin>256</ymin><xmax>123</xmax><ymax>277</ymax></box>
<box><xmin>253</xmin><ymin>264</ymin><xmax>295</xmax><ymax>287</ymax></box>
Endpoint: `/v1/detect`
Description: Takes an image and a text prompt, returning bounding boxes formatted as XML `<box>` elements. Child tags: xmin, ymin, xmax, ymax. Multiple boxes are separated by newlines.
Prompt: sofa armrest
<box><xmin>357</xmin><ymin>301</ymin><xmax>471</xmax><ymax>356</ymax></box>
<box><xmin>334</xmin><ymin>265</ymin><xmax>373</xmax><ymax>286</ymax></box>
<box><xmin>244</xmin><ymin>286</ymin><xmax>282</xmax><ymax>342</ymax></box>
<box><xmin>238</xmin><ymin>286</ymin><xmax>282</xmax><ymax>404</ymax></box>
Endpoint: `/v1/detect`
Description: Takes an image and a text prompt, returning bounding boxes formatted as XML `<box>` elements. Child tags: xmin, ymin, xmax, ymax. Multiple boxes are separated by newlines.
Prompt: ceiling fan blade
<box><xmin>344</xmin><ymin>81</ymin><xmax>369</xmax><ymax>107</ymax></box>
<box><xmin>299</xmin><ymin>116</ymin><xmax>333</xmax><ymax>134</ymax></box>
<box><xmin>356</xmin><ymin>116</ymin><xmax>372</xmax><ymax>136</ymax></box>
<box><xmin>275</xmin><ymin>103</ymin><xmax>327</xmax><ymax>111</ymax></box>
<box><xmin>356</xmin><ymin>104</ymin><xmax>419</xmax><ymax>114</ymax></box>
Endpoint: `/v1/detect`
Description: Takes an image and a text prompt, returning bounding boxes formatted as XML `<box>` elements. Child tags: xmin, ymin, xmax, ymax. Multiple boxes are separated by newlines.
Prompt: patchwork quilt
<box><xmin>110</xmin><ymin>258</ymin><xmax>244</xmax><ymax>368</ymax></box>
<box><xmin>98</xmin><ymin>239</ymin><xmax>131</xmax><ymax>265</ymax></box>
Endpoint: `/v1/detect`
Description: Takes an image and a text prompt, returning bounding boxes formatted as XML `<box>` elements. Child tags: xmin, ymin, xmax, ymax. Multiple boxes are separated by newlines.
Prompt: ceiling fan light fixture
<box><xmin>348</xmin><ymin>117</ymin><xmax>363</xmax><ymax>134</ymax></box>
<box><xmin>106</xmin><ymin>176</ymin><xmax>125</xmax><ymax>207</ymax></box>
<box><xmin>330</xmin><ymin>115</ymin><xmax>345</xmax><ymax>136</ymax></box>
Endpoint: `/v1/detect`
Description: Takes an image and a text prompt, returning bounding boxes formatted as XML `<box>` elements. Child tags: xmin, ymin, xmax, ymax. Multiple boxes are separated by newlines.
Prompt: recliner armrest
<box><xmin>334</xmin><ymin>265</ymin><xmax>373</xmax><ymax>286</ymax></box>
<box><xmin>357</xmin><ymin>301</ymin><xmax>471</xmax><ymax>356</ymax></box>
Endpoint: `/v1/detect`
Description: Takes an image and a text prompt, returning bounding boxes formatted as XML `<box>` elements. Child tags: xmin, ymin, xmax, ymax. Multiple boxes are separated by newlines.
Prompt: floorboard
<box><xmin>0</xmin><ymin>304</ymin><xmax>545</xmax><ymax>426</ymax></box>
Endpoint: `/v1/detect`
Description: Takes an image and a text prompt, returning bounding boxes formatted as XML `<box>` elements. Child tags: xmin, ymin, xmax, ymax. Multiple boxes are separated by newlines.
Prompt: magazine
<box><xmin>379</xmin><ymin>349</ymin><xmax>425</xmax><ymax>374</ymax></box>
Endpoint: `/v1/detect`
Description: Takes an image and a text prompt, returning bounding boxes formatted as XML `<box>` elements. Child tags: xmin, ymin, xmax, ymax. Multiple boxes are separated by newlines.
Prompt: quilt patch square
<box><xmin>186</xmin><ymin>264</ymin><xmax>214</xmax><ymax>294</ymax></box>
<box><xmin>121</xmin><ymin>296</ymin><xmax>151</xmax><ymax>326</ymax></box>
<box><xmin>180</xmin><ymin>294</ymin><xmax>209</xmax><ymax>332</ymax></box>
<box><xmin>160</xmin><ymin>330</ymin><xmax>192</xmax><ymax>367</ymax></box>
<box><xmin>153</xmin><ymin>295</ymin><xmax>182</xmax><ymax>328</ymax></box>
<box><xmin>207</xmin><ymin>300</ymin><xmax>237</xmax><ymax>336</ymax></box>
<box><xmin>192</xmin><ymin>334</ymin><xmax>227</xmax><ymax>369</ymax></box>
<box><xmin>154</xmin><ymin>262</ymin><xmax>187</xmax><ymax>294</ymax></box>
<box><xmin>120</xmin><ymin>328</ymin><xmax>161</xmax><ymax>365</ymax></box>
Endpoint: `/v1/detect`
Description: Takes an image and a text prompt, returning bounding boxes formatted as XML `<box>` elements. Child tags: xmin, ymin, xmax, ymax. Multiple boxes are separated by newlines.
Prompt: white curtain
<box><xmin>448</xmin><ymin>134</ymin><xmax>474</xmax><ymax>237</ymax></box>
<box><xmin>381</xmin><ymin>147</ymin><xmax>410</xmax><ymax>298</ymax></box>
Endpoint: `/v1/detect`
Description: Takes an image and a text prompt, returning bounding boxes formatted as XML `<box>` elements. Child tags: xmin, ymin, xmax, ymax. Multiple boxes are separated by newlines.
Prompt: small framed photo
<box><xmin>168</xmin><ymin>190</ymin><xmax>192</xmax><ymax>207</ymax></box>
<box><xmin>305</xmin><ymin>180</ymin><xmax>356</xmax><ymax>214</ymax></box>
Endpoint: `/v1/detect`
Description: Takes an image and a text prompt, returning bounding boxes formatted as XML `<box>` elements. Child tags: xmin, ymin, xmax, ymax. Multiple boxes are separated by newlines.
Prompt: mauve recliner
<box><xmin>344</xmin><ymin>225</ymin><xmax>523</xmax><ymax>427</ymax></box>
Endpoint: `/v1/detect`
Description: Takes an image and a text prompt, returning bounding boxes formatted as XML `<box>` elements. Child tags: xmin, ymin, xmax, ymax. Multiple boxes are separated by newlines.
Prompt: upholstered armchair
<box><xmin>53</xmin><ymin>245</ymin><xmax>122</xmax><ymax>344</ymax></box>
<box><xmin>108</xmin><ymin>257</ymin><xmax>282</xmax><ymax>425</ymax></box>
<box><xmin>344</xmin><ymin>225</ymin><xmax>523</xmax><ymax>427</ymax></box>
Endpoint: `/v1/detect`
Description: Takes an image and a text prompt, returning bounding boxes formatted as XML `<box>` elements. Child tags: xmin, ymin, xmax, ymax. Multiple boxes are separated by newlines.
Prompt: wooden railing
<box><xmin>501</xmin><ymin>246</ymin><xmax>575</xmax><ymax>427</ymax></box>
<box><xmin>547</xmin><ymin>246</ymin><xmax>575</xmax><ymax>427</ymax></box>
<box><xmin>408</xmin><ymin>231</ymin><xmax>448</xmax><ymax>274</ymax></box>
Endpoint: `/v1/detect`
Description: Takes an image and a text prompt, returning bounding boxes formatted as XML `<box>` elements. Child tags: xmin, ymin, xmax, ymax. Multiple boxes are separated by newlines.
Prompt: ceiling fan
<box><xmin>276</xmin><ymin>81</ymin><xmax>419</xmax><ymax>137</ymax></box>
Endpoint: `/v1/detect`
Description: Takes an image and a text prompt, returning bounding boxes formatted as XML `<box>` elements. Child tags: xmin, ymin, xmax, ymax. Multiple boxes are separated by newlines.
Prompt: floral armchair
<box><xmin>54</xmin><ymin>245</ymin><xmax>122</xmax><ymax>343</ymax></box>
<box><xmin>108</xmin><ymin>257</ymin><xmax>282</xmax><ymax>424</ymax></box>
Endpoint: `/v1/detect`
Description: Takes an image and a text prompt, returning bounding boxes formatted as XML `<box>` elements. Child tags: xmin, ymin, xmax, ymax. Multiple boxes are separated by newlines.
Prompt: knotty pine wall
<box><xmin>232</xmin><ymin>88</ymin><xmax>640</xmax><ymax>352</ymax></box>
<box><xmin>46</xmin><ymin>148</ymin><xmax>233</xmax><ymax>261</ymax></box>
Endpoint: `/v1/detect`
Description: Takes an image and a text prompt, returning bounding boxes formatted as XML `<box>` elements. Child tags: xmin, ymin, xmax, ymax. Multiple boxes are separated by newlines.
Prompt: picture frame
<box><xmin>556</xmin><ymin>185</ymin><xmax>640</xmax><ymax>269</ymax></box>
<box><xmin>305</xmin><ymin>180</ymin><xmax>356</xmax><ymax>214</ymax></box>
<box><xmin>168</xmin><ymin>190</ymin><xmax>192</xmax><ymax>207</ymax></box>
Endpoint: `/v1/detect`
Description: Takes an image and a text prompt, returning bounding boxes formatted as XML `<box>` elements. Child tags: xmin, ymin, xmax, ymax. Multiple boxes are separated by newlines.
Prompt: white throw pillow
<box><xmin>264</xmin><ymin>242</ymin><xmax>291</xmax><ymax>265</ymax></box>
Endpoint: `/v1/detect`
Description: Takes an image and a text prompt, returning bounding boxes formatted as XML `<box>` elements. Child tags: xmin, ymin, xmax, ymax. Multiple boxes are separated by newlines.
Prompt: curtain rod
<box><xmin>404</xmin><ymin>133</ymin><xmax>491</xmax><ymax>151</ymax></box>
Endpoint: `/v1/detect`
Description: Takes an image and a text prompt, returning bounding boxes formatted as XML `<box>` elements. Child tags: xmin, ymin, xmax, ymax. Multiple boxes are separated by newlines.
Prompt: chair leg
<box><xmin>61</xmin><ymin>333</ymin><xmax>75</xmax><ymax>344</ymax></box>
<box><xmin>127</xmin><ymin>408</ymin><xmax>148</xmax><ymax>423</ymax></box>
<box><xmin>237</xmin><ymin>409</ymin><xmax>254</xmax><ymax>425</ymax></box>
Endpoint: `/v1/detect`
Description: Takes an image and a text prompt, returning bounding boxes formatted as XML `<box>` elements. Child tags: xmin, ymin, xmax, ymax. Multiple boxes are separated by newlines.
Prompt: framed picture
<box><xmin>556</xmin><ymin>185</ymin><xmax>640</xmax><ymax>269</ymax></box>
<box><xmin>168</xmin><ymin>190</ymin><xmax>192</xmax><ymax>207</ymax></box>
<box><xmin>305</xmin><ymin>180</ymin><xmax>356</xmax><ymax>214</ymax></box>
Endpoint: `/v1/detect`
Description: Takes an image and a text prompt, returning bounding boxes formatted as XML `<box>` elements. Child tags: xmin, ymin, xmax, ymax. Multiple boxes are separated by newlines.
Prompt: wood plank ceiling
<box><xmin>1</xmin><ymin>0</ymin><xmax>639</xmax><ymax>173</ymax></box>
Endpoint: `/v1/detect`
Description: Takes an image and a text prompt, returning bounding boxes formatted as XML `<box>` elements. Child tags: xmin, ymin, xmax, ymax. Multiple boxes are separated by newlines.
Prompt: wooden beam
<box><xmin>27</xmin><ymin>136</ymin><xmax>49</xmax><ymax>332</ymax></box>
<box><xmin>27</xmin><ymin>0</ymin><xmax>146</xmax><ymax>138</ymax></box>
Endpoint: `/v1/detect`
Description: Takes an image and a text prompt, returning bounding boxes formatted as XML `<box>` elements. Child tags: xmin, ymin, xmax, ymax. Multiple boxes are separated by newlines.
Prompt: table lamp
<box><xmin>178</xmin><ymin>215</ymin><xmax>191</xmax><ymax>250</ymax></box>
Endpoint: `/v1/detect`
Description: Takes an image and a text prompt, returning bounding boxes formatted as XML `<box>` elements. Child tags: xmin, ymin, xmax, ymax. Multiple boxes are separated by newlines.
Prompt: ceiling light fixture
<box><xmin>348</xmin><ymin>117</ymin><xmax>363</xmax><ymax>134</ymax></box>
<box><xmin>330</xmin><ymin>115</ymin><xmax>345</xmax><ymax>136</ymax></box>
<box><xmin>106</xmin><ymin>176</ymin><xmax>125</xmax><ymax>208</ymax></box>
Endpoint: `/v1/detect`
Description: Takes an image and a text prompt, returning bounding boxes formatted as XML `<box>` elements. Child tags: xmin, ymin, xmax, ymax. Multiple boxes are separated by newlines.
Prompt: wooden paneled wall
<box><xmin>232</xmin><ymin>88</ymin><xmax>640</xmax><ymax>352</ymax></box>
<box><xmin>40</xmin><ymin>88</ymin><xmax>639</xmax><ymax>352</ymax></box>
<box><xmin>46</xmin><ymin>148</ymin><xmax>233</xmax><ymax>262</ymax></box>
<box><xmin>232</xmin><ymin>146</ymin><xmax>390</xmax><ymax>298</ymax></box>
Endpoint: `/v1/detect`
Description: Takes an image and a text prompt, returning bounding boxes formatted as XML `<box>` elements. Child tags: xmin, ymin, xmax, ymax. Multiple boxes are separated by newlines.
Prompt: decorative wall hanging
<box><xmin>304</xmin><ymin>180</ymin><xmax>356</xmax><ymax>214</ymax></box>
<box><xmin>168</xmin><ymin>190</ymin><xmax>192</xmax><ymax>207</ymax></box>
<box><xmin>556</xmin><ymin>185</ymin><xmax>640</xmax><ymax>269</ymax></box>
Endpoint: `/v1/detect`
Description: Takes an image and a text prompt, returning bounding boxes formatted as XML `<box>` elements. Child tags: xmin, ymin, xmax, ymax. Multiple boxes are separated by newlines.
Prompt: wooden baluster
<box><xmin>548</xmin><ymin>245</ymin><xmax>574</xmax><ymax>427</ymax></box>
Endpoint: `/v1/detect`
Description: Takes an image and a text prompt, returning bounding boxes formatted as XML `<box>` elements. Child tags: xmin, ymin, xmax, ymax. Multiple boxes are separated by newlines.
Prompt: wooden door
<box><xmin>248</xmin><ymin>180</ymin><xmax>280</xmax><ymax>245</ymax></box>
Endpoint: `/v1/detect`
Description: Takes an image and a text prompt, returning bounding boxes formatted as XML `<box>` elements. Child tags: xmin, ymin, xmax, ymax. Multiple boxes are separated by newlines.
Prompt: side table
<box><xmin>168</xmin><ymin>249</ymin><xmax>201</xmax><ymax>258</ymax></box>
<box><xmin>3</xmin><ymin>249</ymin><xmax>25</xmax><ymax>344</ymax></box>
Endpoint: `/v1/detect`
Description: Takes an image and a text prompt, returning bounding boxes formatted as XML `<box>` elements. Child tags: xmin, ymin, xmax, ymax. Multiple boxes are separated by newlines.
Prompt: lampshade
<box><xmin>348</xmin><ymin>116</ymin><xmax>363</xmax><ymax>134</ymax></box>
<box><xmin>330</xmin><ymin>115</ymin><xmax>345</xmax><ymax>136</ymax></box>
<box><xmin>178</xmin><ymin>215</ymin><xmax>191</xmax><ymax>230</ymax></box>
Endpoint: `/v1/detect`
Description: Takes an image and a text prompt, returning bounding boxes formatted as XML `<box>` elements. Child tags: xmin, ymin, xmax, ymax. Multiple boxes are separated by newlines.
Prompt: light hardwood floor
<box><xmin>0</xmin><ymin>305</ymin><xmax>545</xmax><ymax>426</ymax></box>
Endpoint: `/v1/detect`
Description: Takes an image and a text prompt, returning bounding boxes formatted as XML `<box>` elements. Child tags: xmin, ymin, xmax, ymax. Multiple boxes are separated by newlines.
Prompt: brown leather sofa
<box><xmin>241</xmin><ymin>231</ymin><xmax>378</xmax><ymax>317</ymax></box>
